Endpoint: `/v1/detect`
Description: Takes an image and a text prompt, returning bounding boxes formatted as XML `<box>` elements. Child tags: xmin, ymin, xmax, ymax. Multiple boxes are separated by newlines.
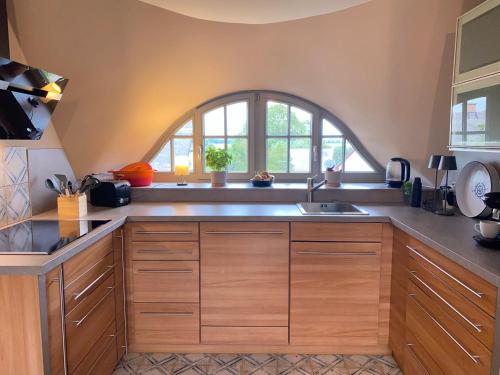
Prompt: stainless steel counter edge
<box><xmin>2</xmin><ymin>203</ymin><xmax>500</xmax><ymax>290</ymax></box>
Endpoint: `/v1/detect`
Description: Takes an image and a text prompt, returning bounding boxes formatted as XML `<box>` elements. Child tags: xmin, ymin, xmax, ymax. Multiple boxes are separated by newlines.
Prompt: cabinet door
<box><xmin>200</xmin><ymin>222</ymin><xmax>289</xmax><ymax>327</ymax></box>
<box><xmin>46</xmin><ymin>266</ymin><xmax>65</xmax><ymax>375</ymax></box>
<box><xmin>290</xmin><ymin>242</ymin><xmax>381</xmax><ymax>345</ymax></box>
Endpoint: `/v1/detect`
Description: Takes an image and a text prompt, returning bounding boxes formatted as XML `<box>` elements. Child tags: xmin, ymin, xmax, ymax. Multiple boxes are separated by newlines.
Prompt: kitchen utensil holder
<box><xmin>57</xmin><ymin>194</ymin><xmax>87</xmax><ymax>219</ymax></box>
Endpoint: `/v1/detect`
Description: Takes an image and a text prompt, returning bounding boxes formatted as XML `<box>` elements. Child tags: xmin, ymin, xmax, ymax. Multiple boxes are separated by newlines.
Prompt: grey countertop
<box><xmin>1</xmin><ymin>202</ymin><xmax>499</xmax><ymax>289</ymax></box>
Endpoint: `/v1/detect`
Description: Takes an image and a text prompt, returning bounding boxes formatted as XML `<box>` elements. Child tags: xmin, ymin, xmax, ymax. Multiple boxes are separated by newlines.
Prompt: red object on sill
<box><xmin>109</xmin><ymin>162</ymin><xmax>154</xmax><ymax>187</ymax></box>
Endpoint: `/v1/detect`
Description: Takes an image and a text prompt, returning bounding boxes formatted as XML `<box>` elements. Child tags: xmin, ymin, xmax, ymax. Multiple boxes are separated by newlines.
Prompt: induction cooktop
<box><xmin>0</xmin><ymin>220</ymin><xmax>110</xmax><ymax>255</ymax></box>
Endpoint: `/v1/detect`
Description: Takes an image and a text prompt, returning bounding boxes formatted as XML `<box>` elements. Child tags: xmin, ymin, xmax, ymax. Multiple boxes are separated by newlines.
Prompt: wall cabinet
<box><xmin>390</xmin><ymin>228</ymin><xmax>498</xmax><ymax>375</ymax></box>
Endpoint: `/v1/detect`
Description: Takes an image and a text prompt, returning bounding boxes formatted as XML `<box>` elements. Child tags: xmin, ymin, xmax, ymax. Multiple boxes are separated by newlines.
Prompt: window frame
<box><xmin>150</xmin><ymin>90</ymin><xmax>384</xmax><ymax>183</ymax></box>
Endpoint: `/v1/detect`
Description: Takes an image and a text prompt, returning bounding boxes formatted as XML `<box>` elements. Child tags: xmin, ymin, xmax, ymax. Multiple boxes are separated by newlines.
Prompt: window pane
<box><xmin>322</xmin><ymin>119</ymin><xmax>342</xmax><ymax>136</ymax></box>
<box><xmin>267</xmin><ymin>101</ymin><xmax>288</xmax><ymax>136</ymax></box>
<box><xmin>175</xmin><ymin>120</ymin><xmax>193</xmax><ymax>136</ymax></box>
<box><xmin>345</xmin><ymin>141</ymin><xmax>374</xmax><ymax>172</ymax></box>
<box><xmin>204</xmin><ymin>138</ymin><xmax>225</xmax><ymax>172</ymax></box>
<box><xmin>321</xmin><ymin>138</ymin><xmax>343</xmax><ymax>171</ymax></box>
<box><xmin>290</xmin><ymin>106</ymin><xmax>312</xmax><ymax>136</ymax></box>
<box><xmin>227</xmin><ymin>101</ymin><xmax>248</xmax><ymax>136</ymax></box>
<box><xmin>150</xmin><ymin>141</ymin><xmax>171</xmax><ymax>172</ymax></box>
<box><xmin>173</xmin><ymin>138</ymin><xmax>194</xmax><ymax>172</ymax></box>
<box><xmin>290</xmin><ymin>138</ymin><xmax>311</xmax><ymax>173</ymax></box>
<box><xmin>266</xmin><ymin>138</ymin><xmax>288</xmax><ymax>173</ymax></box>
<box><xmin>203</xmin><ymin>106</ymin><xmax>225</xmax><ymax>136</ymax></box>
<box><xmin>227</xmin><ymin>138</ymin><xmax>248</xmax><ymax>173</ymax></box>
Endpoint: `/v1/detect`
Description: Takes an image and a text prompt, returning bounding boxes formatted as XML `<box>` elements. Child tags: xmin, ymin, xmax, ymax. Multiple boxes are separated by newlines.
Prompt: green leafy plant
<box><xmin>206</xmin><ymin>146</ymin><xmax>232</xmax><ymax>172</ymax></box>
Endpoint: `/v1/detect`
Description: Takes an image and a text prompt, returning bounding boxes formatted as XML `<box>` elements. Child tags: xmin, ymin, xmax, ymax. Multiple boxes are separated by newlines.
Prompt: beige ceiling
<box><xmin>137</xmin><ymin>0</ymin><xmax>371</xmax><ymax>24</ymax></box>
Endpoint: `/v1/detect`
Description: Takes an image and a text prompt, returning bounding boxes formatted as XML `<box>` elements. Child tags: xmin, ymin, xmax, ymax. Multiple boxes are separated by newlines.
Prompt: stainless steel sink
<box><xmin>297</xmin><ymin>202</ymin><xmax>369</xmax><ymax>215</ymax></box>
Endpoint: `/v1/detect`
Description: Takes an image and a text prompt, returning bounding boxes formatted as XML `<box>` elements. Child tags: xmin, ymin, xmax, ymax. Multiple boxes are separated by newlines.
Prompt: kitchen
<box><xmin>1</xmin><ymin>0</ymin><xmax>500</xmax><ymax>374</ymax></box>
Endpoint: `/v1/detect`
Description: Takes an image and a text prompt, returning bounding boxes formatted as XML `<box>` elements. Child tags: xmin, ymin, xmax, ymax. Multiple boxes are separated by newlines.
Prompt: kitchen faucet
<box><xmin>306</xmin><ymin>175</ymin><xmax>326</xmax><ymax>203</ymax></box>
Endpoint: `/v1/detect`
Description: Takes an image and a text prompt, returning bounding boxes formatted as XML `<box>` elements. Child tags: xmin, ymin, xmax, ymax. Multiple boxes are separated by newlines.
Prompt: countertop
<box><xmin>1</xmin><ymin>202</ymin><xmax>499</xmax><ymax>289</ymax></box>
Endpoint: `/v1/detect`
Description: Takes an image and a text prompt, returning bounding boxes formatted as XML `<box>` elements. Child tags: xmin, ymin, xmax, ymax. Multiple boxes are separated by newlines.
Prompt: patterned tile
<box><xmin>6</xmin><ymin>183</ymin><xmax>31</xmax><ymax>224</ymax></box>
<box><xmin>3</xmin><ymin>147</ymin><xmax>28</xmax><ymax>185</ymax></box>
<box><xmin>114</xmin><ymin>354</ymin><xmax>401</xmax><ymax>375</ymax></box>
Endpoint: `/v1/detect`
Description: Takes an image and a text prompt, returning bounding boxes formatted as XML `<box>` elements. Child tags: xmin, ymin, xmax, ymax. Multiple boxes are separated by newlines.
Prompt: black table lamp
<box><xmin>436</xmin><ymin>155</ymin><xmax>457</xmax><ymax>216</ymax></box>
<box><xmin>428</xmin><ymin>155</ymin><xmax>442</xmax><ymax>211</ymax></box>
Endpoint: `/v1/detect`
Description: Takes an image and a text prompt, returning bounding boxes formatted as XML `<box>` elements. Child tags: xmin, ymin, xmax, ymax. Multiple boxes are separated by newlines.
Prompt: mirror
<box><xmin>0</xmin><ymin>57</ymin><xmax>68</xmax><ymax>140</ymax></box>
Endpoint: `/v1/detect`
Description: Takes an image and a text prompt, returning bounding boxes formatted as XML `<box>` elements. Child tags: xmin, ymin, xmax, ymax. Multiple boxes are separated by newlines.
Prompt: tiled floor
<box><xmin>113</xmin><ymin>353</ymin><xmax>401</xmax><ymax>375</ymax></box>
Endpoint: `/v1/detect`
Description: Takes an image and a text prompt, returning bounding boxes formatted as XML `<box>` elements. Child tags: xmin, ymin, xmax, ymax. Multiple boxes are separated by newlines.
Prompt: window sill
<box><xmin>136</xmin><ymin>182</ymin><xmax>394</xmax><ymax>190</ymax></box>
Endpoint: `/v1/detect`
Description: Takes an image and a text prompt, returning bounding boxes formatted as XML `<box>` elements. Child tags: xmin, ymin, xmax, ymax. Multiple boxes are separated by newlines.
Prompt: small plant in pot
<box><xmin>205</xmin><ymin>146</ymin><xmax>232</xmax><ymax>187</ymax></box>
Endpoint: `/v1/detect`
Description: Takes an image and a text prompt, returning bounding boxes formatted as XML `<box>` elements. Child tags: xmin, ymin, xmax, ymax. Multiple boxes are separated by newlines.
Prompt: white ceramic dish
<box><xmin>455</xmin><ymin>161</ymin><xmax>500</xmax><ymax>218</ymax></box>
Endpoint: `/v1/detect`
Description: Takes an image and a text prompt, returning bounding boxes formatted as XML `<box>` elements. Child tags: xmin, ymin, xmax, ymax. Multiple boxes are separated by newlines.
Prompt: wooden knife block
<box><xmin>57</xmin><ymin>194</ymin><xmax>87</xmax><ymax>219</ymax></box>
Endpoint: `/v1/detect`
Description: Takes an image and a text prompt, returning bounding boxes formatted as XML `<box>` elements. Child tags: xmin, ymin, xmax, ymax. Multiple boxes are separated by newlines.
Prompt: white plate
<box><xmin>455</xmin><ymin>161</ymin><xmax>500</xmax><ymax>218</ymax></box>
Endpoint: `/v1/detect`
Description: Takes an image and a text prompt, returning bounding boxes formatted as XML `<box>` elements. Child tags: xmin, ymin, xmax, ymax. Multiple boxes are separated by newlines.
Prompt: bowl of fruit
<box><xmin>251</xmin><ymin>171</ymin><xmax>275</xmax><ymax>187</ymax></box>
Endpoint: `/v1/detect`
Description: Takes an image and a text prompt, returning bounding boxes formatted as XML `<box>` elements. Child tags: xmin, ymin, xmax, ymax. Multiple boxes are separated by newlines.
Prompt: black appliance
<box><xmin>90</xmin><ymin>180</ymin><xmax>131</xmax><ymax>207</ymax></box>
<box><xmin>0</xmin><ymin>220</ymin><xmax>109</xmax><ymax>254</ymax></box>
<box><xmin>385</xmin><ymin>157</ymin><xmax>411</xmax><ymax>188</ymax></box>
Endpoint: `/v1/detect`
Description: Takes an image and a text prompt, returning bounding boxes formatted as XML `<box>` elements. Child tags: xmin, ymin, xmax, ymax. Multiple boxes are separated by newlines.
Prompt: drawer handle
<box><xmin>72</xmin><ymin>264</ymin><xmax>115</xmax><ymax>301</ymax></box>
<box><xmin>137</xmin><ymin>249</ymin><xmax>188</xmax><ymax>253</ymax></box>
<box><xmin>137</xmin><ymin>269</ymin><xmax>193</xmax><ymax>274</ymax></box>
<box><xmin>73</xmin><ymin>286</ymin><xmax>114</xmax><ymax>328</ymax></box>
<box><xmin>296</xmin><ymin>251</ymin><xmax>377</xmax><ymax>256</ymax></box>
<box><xmin>135</xmin><ymin>230</ymin><xmax>193</xmax><ymax>235</ymax></box>
<box><xmin>140</xmin><ymin>311</ymin><xmax>193</xmax><ymax>317</ymax></box>
<box><xmin>205</xmin><ymin>231</ymin><xmax>284</xmax><ymax>235</ymax></box>
<box><xmin>410</xmin><ymin>271</ymin><xmax>482</xmax><ymax>333</ymax></box>
<box><xmin>406</xmin><ymin>245</ymin><xmax>484</xmax><ymax>299</ymax></box>
<box><xmin>409</xmin><ymin>293</ymin><xmax>480</xmax><ymax>364</ymax></box>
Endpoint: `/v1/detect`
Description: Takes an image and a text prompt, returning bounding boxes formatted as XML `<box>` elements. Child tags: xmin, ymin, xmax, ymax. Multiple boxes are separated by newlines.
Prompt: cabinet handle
<box><xmin>406</xmin><ymin>245</ymin><xmax>484</xmax><ymax>299</ymax></box>
<box><xmin>137</xmin><ymin>269</ymin><xmax>193</xmax><ymax>274</ymax></box>
<box><xmin>140</xmin><ymin>311</ymin><xmax>193</xmax><ymax>317</ymax></box>
<box><xmin>296</xmin><ymin>251</ymin><xmax>377</xmax><ymax>256</ymax></box>
<box><xmin>135</xmin><ymin>230</ymin><xmax>193</xmax><ymax>235</ymax></box>
<box><xmin>72</xmin><ymin>264</ymin><xmax>115</xmax><ymax>301</ymax></box>
<box><xmin>408</xmin><ymin>293</ymin><xmax>480</xmax><ymax>364</ymax></box>
<box><xmin>73</xmin><ymin>286</ymin><xmax>114</xmax><ymax>328</ymax></box>
<box><xmin>137</xmin><ymin>249</ymin><xmax>186</xmax><ymax>253</ymax></box>
<box><xmin>409</xmin><ymin>270</ymin><xmax>482</xmax><ymax>333</ymax></box>
<box><xmin>205</xmin><ymin>231</ymin><xmax>284</xmax><ymax>235</ymax></box>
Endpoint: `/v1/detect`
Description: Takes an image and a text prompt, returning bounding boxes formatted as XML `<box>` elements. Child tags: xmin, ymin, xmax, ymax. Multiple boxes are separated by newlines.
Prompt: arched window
<box><xmin>149</xmin><ymin>91</ymin><xmax>383</xmax><ymax>182</ymax></box>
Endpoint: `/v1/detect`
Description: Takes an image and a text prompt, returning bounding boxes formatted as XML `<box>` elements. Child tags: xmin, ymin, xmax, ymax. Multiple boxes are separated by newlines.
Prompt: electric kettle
<box><xmin>386</xmin><ymin>157</ymin><xmax>410</xmax><ymax>188</ymax></box>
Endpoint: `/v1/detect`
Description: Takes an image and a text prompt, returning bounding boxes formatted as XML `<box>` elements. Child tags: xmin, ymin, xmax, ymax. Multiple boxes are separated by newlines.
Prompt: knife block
<box><xmin>57</xmin><ymin>194</ymin><xmax>87</xmax><ymax>219</ymax></box>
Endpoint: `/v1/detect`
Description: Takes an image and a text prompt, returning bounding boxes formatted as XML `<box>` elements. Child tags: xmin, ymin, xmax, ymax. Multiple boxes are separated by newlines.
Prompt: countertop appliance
<box><xmin>385</xmin><ymin>157</ymin><xmax>410</xmax><ymax>188</ymax></box>
<box><xmin>483</xmin><ymin>192</ymin><xmax>500</xmax><ymax>220</ymax></box>
<box><xmin>0</xmin><ymin>219</ymin><xmax>109</xmax><ymax>255</ymax></box>
<box><xmin>90</xmin><ymin>180</ymin><xmax>131</xmax><ymax>207</ymax></box>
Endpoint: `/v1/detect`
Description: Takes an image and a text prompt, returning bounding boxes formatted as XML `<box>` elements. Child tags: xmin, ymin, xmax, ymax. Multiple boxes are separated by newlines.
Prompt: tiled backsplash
<box><xmin>0</xmin><ymin>147</ymin><xmax>31</xmax><ymax>227</ymax></box>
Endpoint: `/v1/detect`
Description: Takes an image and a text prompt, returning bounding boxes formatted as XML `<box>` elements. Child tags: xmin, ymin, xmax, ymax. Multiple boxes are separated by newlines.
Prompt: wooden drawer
<box><xmin>290</xmin><ymin>242</ymin><xmax>381</xmax><ymax>346</ymax></box>
<box><xmin>132</xmin><ymin>261</ymin><xmax>199</xmax><ymax>303</ymax></box>
<box><xmin>63</xmin><ymin>234</ymin><xmax>113</xmax><ymax>286</ymax></box>
<box><xmin>116</xmin><ymin>326</ymin><xmax>126</xmax><ymax>362</ymax></box>
<box><xmin>404</xmin><ymin>330</ymin><xmax>445</xmax><ymax>375</ymax></box>
<box><xmin>409</xmin><ymin>257</ymin><xmax>495</xmax><ymax>349</ymax></box>
<box><xmin>407</xmin><ymin>238</ymin><xmax>497</xmax><ymax>316</ymax></box>
<box><xmin>129</xmin><ymin>222</ymin><xmax>199</xmax><ymax>242</ymax></box>
<box><xmin>291</xmin><ymin>222</ymin><xmax>382</xmax><ymax>242</ymax></box>
<box><xmin>132</xmin><ymin>303</ymin><xmax>199</xmax><ymax>345</ymax></box>
<box><xmin>65</xmin><ymin>274</ymin><xmax>116</xmax><ymax>373</ymax></box>
<box><xmin>76</xmin><ymin>338</ymin><xmax>117</xmax><ymax>375</ymax></box>
<box><xmin>406</xmin><ymin>284</ymin><xmax>491</xmax><ymax>375</ymax></box>
<box><xmin>131</xmin><ymin>241</ymin><xmax>199</xmax><ymax>261</ymax></box>
<box><xmin>201</xmin><ymin>326</ymin><xmax>288</xmax><ymax>345</ymax></box>
<box><xmin>65</xmin><ymin>251</ymin><xmax>115</xmax><ymax>314</ymax></box>
<box><xmin>71</xmin><ymin>321</ymin><xmax>116</xmax><ymax>375</ymax></box>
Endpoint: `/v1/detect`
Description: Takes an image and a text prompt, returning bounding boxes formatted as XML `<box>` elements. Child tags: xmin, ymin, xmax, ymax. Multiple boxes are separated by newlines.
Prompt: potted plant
<box><xmin>205</xmin><ymin>146</ymin><xmax>232</xmax><ymax>187</ymax></box>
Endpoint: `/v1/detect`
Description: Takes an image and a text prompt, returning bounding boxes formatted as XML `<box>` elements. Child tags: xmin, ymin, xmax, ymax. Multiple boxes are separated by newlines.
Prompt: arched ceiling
<box><xmin>137</xmin><ymin>0</ymin><xmax>372</xmax><ymax>24</ymax></box>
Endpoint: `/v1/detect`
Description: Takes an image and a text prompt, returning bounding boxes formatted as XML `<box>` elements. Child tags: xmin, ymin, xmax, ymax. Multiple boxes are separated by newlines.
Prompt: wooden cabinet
<box><xmin>390</xmin><ymin>230</ymin><xmax>497</xmax><ymax>375</ymax></box>
<box><xmin>200</xmin><ymin>222</ymin><xmax>289</xmax><ymax>344</ymax></box>
<box><xmin>46</xmin><ymin>266</ymin><xmax>65</xmax><ymax>375</ymax></box>
<box><xmin>127</xmin><ymin>222</ymin><xmax>201</xmax><ymax>350</ymax></box>
<box><xmin>290</xmin><ymin>222</ymin><xmax>390</xmax><ymax>349</ymax></box>
<box><xmin>290</xmin><ymin>242</ymin><xmax>382</xmax><ymax>346</ymax></box>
